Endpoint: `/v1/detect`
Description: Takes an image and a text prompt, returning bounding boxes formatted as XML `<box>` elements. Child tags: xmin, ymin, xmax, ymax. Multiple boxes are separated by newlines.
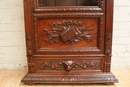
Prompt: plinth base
<box><xmin>21</xmin><ymin>72</ymin><xmax>118</xmax><ymax>85</ymax></box>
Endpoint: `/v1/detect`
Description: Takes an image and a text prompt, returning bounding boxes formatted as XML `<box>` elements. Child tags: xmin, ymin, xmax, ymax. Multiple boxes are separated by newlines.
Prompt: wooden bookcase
<box><xmin>21</xmin><ymin>0</ymin><xmax>118</xmax><ymax>84</ymax></box>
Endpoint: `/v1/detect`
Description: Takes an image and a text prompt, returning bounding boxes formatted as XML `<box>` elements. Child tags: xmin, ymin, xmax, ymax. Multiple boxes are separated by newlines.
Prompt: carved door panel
<box><xmin>33</xmin><ymin>15</ymin><xmax>104</xmax><ymax>55</ymax></box>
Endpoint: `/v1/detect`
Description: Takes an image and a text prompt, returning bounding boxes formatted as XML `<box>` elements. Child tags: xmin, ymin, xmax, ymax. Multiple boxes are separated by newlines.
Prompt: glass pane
<box><xmin>38</xmin><ymin>0</ymin><xmax>98</xmax><ymax>7</ymax></box>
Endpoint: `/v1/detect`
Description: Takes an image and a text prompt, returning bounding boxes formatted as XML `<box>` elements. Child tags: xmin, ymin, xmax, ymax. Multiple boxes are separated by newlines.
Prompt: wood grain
<box><xmin>0</xmin><ymin>68</ymin><xmax>129</xmax><ymax>86</ymax></box>
<box><xmin>22</xmin><ymin>0</ymin><xmax>117</xmax><ymax>84</ymax></box>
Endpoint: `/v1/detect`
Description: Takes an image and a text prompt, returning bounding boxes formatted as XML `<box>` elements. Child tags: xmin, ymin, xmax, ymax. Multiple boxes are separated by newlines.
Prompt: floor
<box><xmin>0</xmin><ymin>68</ymin><xmax>130</xmax><ymax>87</ymax></box>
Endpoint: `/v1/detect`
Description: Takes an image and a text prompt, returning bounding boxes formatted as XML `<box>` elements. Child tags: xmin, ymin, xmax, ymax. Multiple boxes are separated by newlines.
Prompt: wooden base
<box><xmin>21</xmin><ymin>72</ymin><xmax>118</xmax><ymax>85</ymax></box>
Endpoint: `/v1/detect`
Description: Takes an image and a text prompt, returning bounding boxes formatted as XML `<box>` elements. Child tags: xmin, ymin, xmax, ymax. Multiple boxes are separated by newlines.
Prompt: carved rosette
<box><xmin>44</xmin><ymin>20</ymin><xmax>93</xmax><ymax>44</ymax></box>
<box><xmin>39</xmin><ymin>60</ymin><xmax>97</xmax><ymax>71</ymax></box>
<box><xmin>26</xmin><ymin>34</ymin><xmax>33</xmax><ymax>56</ymax></box>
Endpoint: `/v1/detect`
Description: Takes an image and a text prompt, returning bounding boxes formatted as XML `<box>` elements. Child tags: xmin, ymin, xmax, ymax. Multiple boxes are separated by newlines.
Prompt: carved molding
<box><xmin>34</xmin><ymin>15</ymin><xmax>103</xmax><ymax>53</ymax></box>
<box><xmin>33</xmin><ymin>0</ymin><xmax>104</xmax><ymax>12</ymax></box>
<box><xmin>40</xmin><ymin>49</ymin><xmax>100</xmax><ymax>53</ymax></box>
<box><xmin>34</xmin><ymin>18</ymin><xmax>38</xmax><ymax>49</ymax></box>
<box><xmin>99</xmin><ymin>16</ymin><xmax>103</xmax><ymax>50</ymax></box>
<box><xmin>44</xmin><ymin>20</ymin><xmax>93</xmax><ymax>44</ymax></box>
<box><xmin>26</xmin><ymin>34</ymin><xmax>33</xmax><ymax>56</ymax></box>
<box><xmin>34</xmin><ymin>8</ymin><xmax>102</xmax><ymax>12</ymax></box>
<box><xmin>34</xmin><ymin>13</ymin><xmax>103</xmax><ymax>17</ymax></box>
<box><xmin>39</xmin><ymin>60</ymin><xmax>98</xmax><ymax>70</ymax></box>
<box><xmin>100</xmin><ymin>0</ymin><xmax>104</xmax><ymax>9</ymax></box>
<box><xmin>22</xmin><ymin>76</ymin><xmax>118</xmax><ymax>83</ymax></box>
<box><xmin>105</xmin><ymin>34</ymin><xmax>112</xmax><ymax>54</ymax></box>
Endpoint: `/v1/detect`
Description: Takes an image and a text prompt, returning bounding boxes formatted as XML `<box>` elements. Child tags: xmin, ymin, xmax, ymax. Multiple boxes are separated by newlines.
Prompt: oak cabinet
<box><xmin>21</xmin><ymin>0</ymin><xmax>118</xmax><ymax>84</ymax></box>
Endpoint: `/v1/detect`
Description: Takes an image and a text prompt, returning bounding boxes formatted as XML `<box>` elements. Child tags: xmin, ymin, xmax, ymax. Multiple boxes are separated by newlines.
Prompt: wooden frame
<box><xmin>22</xmin><ymin>0</ymin><xmax>118</xmax><ymax>85</ymax></box>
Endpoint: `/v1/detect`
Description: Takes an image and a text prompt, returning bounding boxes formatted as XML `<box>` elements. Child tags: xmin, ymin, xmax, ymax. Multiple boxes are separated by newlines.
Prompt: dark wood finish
<box><xmin>38</xmin><ymin>0</ymin><xmax>98</xmax><ymax>6</ymax></box>
<box><xmin>22</xmin><ymin>0</ymin><xmax>118</xmax><ymax>84</ymax></box>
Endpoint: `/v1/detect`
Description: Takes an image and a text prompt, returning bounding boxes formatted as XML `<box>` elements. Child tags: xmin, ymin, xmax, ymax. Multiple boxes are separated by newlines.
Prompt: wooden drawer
<box><xmin>33</xmin><ymin>56</ymin><xmax>104</xmax><ymax>73</ymax></box>
<box><xmin>33</xmin><ymin>14</ymin><xmax>104</xmax><ymax>55</ymax></box>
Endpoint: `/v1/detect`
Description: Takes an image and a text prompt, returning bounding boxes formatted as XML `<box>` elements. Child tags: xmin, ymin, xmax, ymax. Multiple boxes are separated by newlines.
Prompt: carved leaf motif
<box><xmin>26</xmin><ymin>34</ymin><xmax>33</xmax><ymax>56</ymax></box>
<box><xmin>43</xmin><ymin>20</ymin><xmax>93</xmax><ymax>44</ymax></box>
<box><xmin>39</xmin><ymin>60</ymin><xmax>97</xmax><ymax>71</ymax></box>
<box><xmin>105</xmin><ymin>34</ymin><xmax>112</xmax><ymax>54</ymax></box>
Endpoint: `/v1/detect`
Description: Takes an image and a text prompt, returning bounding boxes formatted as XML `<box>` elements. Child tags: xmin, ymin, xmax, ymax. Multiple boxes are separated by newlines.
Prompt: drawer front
<box><xmin>34</xmin><ymin>56</ymin><xmax>104</xmax><ymax>73</ymax></box>
<box><xmin>33</xmin><ymin>14</ymin><xmax>104</xmax><ymax>55</ymax></box>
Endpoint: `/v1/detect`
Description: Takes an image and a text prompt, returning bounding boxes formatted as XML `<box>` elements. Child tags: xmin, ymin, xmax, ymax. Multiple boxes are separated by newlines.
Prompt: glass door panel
<box><xmin>38</xmin><ymin>0</ymin><xmax>98</xmax><ymax>7</ymax></box>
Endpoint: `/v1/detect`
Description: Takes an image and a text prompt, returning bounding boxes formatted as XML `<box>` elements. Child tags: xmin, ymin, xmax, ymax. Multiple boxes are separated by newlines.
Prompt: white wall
<box><xmin>112</xmin><ymin>0</ymin><xmax>130</xmax><ymax>67</ymax></box>
<box><xmin>0</xmin><ymin>0</ymin><xmax>27</xmax><ymax>69</ymax></box>
<box><xmin>0</xmin><ymin>0</ymin><xmax>130</xmax><ymax>69</ymax></box>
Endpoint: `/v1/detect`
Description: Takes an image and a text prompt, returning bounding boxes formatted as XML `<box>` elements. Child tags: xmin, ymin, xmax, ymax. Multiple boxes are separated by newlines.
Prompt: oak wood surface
<box><xmin>1</xmin><ymin>68</ymin><xmax>129</xmax><ymax>86</ymax></box>
<box><xmin>22</xmin><ymin>0</ymin><xmax>118</xmax><ymax>84</ymax></box>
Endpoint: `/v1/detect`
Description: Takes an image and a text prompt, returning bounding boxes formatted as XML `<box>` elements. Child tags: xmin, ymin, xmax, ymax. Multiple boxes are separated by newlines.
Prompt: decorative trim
<box><xmin>22</xmin><ymin>76</ymin><xmax>118</xmax><ymax>83</ymax></box>
<box><xmin>34</xmin><ymin>18</ymin><xmax>38</xmax><ymax>49</ymax></box>
<box><xmin>39</xmin><ymin>60</ymin><xmax>98</xmax><ymax>70</ymax></box>
<box><xmin>26</xmin><ymin>34</ymin><xmax>33</xmax><ymax>56</ymax></box>
<box><xmin>39</xmin><ymin>49</ymin><xmax>100</xmax><ymax>53</ymax></box>
<box><xmin>34</xmin><ymin>13</ymin><xmax>103</xmax><ymax>17</ymax></box>
<box><xmin>33</xmin><ymin>0</ymin><xmax>104</xmax><ymax>12</ymax></box>
<box><xmin>100</xmin><ymin>0</ymin><xmax>104</xmax><ymax>9</ymax></box>
<box><xmin>44</xmin><ymin>20</ymin><xmax>93</xmax><ymax>44</ymax></box>
<box><xmin>99</xmin><ymin>16</ymin><xmax>103</xmax><ymax>50</ymax></box>
<box><xmin>34</xmin><ymin>8</ymin><xmax>102</xmax><ymax>12</ymax></box>
<box><xmin>105</xmin><ymin>34</ymin><xmax>112</xmax><ymax>54</ymax></box>
<box><xmin>33</xmin><ymin>15</ymin><xmax>103</xmax><ymax>53</ymax></box>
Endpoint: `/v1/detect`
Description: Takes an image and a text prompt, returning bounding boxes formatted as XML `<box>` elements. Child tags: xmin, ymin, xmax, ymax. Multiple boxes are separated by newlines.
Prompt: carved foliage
<box><xmin>39</xmin><ymin>60</ymin><xmax>97</xmax><ymax>71</ymax></box>
<box><xmin>105</xmin><ymin>34</ymin><xmax>112</xmax><ymax>54</ymax></box>
<box><xmin>26</xmin><ymin>34</ymin><xmax>33</xmax><ymax>56</ymax></box>
<box><xmin>44</xmin><ymin>20</ymin><xmax>93</xmax><ymax>44</ymax></box>
<box><xmin>33</xmin><ymin>16</ymin><xmax>103</xmax><ymax>53</ymax></box>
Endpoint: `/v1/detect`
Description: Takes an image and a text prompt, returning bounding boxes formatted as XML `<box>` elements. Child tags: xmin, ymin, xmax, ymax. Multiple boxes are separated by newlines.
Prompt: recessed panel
<box><xmin>35</xmin><ymin>56</ymin><xmax>104</xmax><ymax>72</ymax></box>
<box><xmin>37</xmin><ymin>18</ymin><xmax>98</xmax><ymax>49</ymax></box>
